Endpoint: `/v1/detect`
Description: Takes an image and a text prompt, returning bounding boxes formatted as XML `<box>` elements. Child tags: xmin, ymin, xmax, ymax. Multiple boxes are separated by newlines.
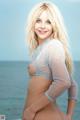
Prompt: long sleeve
<box><xmin>25</xmin><ymin>40</ymin><xmax>74</xmax><ymax>114</ymax></box>
<box><xmin>68</xmin><ymin>75</ymin><xmax>78</xmax><ymax>101</ymax></box>
<box><xmin>44</xmin><ymin>40</ymin><xmax>71</xmax><ymax>102</ymax></box>
<box><xmin>66</xmin><ymin>75</ymin><xmax>78</xmax><ymax>117</ymax></box>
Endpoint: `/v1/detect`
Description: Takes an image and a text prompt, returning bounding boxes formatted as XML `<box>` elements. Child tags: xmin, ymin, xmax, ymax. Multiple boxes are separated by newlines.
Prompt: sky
<box><xmin>0</xmin><ymin>0</ymin><xmax>80</xmax><ymax>61</ymax></box>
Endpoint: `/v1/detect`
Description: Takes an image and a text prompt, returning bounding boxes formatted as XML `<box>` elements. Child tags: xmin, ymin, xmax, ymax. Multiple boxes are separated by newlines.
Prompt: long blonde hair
<box><xmin>25</xmin><ymin>1</ymin><xmax>74</xmax><ymax>75</ymax></box>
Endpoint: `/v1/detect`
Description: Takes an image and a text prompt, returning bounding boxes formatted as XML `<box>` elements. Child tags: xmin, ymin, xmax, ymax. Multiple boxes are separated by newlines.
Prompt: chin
<box><xmin>38</xmin><ymin>35</ymin><xmax>50</xmax><ymax>40</ymax></box>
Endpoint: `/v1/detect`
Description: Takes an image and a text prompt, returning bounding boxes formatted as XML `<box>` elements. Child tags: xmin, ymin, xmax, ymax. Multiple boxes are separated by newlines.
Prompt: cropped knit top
<box><xmin>28</xmin><ymin>39</ymin><xmax>78</xmax><ymax>102</ymax></box>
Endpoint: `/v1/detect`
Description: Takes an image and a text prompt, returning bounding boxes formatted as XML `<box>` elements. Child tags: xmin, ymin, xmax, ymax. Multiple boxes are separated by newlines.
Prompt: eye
<box><xmin>46</xmin><ymin>20</ymin><xmax>51</xmax><ymax>24</ymax></box>
<box><xmin>36</xmin><ymin>18</ymin><xmax>41</xmax><ymax>23</ymax></box>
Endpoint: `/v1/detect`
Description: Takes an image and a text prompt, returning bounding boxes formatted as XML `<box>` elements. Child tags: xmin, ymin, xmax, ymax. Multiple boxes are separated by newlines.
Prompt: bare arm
<box><xmin>67</xmin><ymin>99</ymin><xmax>76</xmax><ymax>116</ymax></box>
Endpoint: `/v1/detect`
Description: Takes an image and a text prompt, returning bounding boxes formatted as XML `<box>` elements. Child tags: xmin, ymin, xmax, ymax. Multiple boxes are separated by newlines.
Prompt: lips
<box><xmin>37</xmin><ymin>30</ymin><xmax>48</xmax><ymax>34</ymax></box>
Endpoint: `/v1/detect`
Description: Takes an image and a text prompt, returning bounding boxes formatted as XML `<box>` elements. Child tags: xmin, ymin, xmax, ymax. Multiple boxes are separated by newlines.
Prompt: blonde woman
<box><xmin>22</xmin><ymin>1</ymin><xmax>78</xmax><ymax>120</ymax></box>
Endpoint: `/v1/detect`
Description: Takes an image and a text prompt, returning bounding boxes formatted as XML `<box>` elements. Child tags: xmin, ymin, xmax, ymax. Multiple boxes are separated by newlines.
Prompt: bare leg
<box><xmin>34</xmin><ymin>102</ymin><xmax>67</xmax><ymax>120</ymax></box>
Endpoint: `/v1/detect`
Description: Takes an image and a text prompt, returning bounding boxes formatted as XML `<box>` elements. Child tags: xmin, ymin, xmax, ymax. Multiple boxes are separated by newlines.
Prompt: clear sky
<box><xmin>0</xmin><ymin>0</ymin><xmax>80</xmax><ymax>61</ymax></box>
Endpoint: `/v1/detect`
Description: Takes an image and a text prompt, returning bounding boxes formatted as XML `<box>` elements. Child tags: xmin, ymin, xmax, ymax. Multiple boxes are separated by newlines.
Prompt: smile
<box><xmin>37</xmin><ymin>30</ymin><xmax>48</xmax><ymax>34</ymax></box>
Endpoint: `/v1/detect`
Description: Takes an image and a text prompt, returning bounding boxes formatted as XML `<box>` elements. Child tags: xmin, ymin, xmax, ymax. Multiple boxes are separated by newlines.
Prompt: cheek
<box><xmin>47</xmin><ymin>25</ymin><xmax>53</xmax><ymax>33</ymax></box>
<box><xmin>34</xmin><ymin>23</ymin><xmax>40</xmax><ymax>30</ymax></box>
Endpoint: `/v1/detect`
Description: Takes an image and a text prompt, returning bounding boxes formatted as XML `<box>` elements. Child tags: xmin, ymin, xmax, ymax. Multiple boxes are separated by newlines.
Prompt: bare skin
<box><xmin>23</xmin><ymin>11</ymin><xmax>67</xmax><ymax>120</ymax></box>
<box><xmin>24</xmin><ymin>65</ymin><xmax>67</xmax><ymax>120</ymax></box>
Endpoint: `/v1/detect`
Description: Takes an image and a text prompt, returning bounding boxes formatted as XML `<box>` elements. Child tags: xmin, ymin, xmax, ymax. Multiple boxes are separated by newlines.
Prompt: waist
<box><xmin>28</xmin><ymin>76</ymin><xmax>52</xmax><ymax>94</ymax></box>
<box><xmin>27</xmin><ymin>93</ymin><xmax>57</xmax><ymax>109</ymax></box>
<box><xmin>42</xmin><ymin>101</ymin><xmax>58</xmax><ymax>111</ymax></box>
<box><xmin>27</xmin><ymin>76</ymin><xmax>53</xmax><ymax>107</ymax></box>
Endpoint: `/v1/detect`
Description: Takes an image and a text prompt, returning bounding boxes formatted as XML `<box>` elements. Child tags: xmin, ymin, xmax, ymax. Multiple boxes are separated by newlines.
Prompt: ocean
<box><xmin>0</xmin><ymin>61</ymin><xmax>80</xmax><ymax>120</ymax></box>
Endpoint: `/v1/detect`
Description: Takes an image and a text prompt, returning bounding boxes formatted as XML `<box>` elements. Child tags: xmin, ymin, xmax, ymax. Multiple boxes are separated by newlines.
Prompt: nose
<box><xmin>41</xmin><ymin>22</ymin><xmax>45</xmax><ymax>29</ymax></box>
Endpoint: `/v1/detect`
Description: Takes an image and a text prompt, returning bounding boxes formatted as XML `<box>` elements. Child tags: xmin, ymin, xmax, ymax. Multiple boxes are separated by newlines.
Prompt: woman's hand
<box><xmin>22</xmin><ymin>107</ymin><xmax>36</xmax><ymax>120</ymax></box>
<box><xmin>66</xmin><ymin>114</ymin><xmax>72</xmax><ymax>120</ymax></box>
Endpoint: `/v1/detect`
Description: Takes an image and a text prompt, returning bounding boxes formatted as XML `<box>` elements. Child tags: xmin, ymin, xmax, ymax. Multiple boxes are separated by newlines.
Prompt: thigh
<box><xmin>34</xmin><ymin>103</ymin><xmax>67</xmax><ymax>120</ymax></box>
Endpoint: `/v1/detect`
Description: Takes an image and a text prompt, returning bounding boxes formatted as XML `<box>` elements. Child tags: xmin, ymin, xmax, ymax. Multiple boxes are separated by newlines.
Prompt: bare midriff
<box><xmin>26</xmin><ymin>76</ymin><xmax>52</xmax><ymax>107</ymax></box>
<box><xmin>26</xmin><ymin>76</ymin><xmax>66</xmax><ymax>120</ymax></box>
<box><xmin>26</xmin><ymin>63</ymin><xmax>58</xmax><ymax>111</ymax></box>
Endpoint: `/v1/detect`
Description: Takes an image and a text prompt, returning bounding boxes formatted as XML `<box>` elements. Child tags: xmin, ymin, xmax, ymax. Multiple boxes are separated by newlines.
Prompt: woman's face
<box><xmin>34</xmin><ymin>11</ymin><xmax>53</xmax><ymax>41</ymax></box>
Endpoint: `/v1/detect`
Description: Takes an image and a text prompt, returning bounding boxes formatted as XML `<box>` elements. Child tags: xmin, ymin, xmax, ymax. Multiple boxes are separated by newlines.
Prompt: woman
<box><xmin>22</xmin><ymin>2</ymin><xmax>78</xmax><ymax>120</ymax></box>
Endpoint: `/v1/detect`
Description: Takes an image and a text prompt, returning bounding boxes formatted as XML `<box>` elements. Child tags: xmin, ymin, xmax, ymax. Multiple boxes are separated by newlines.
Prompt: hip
<box><xmin>34</xmin><ymin>102</ymin><xmax>67</xmax><ymax>120</ymax></box>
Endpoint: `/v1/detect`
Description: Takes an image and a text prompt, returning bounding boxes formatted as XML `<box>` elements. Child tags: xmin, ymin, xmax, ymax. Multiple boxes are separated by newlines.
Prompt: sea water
<box><xmin>0</xmin><ymin>61</ymin><xmax>80</xmax><ymax>120</ymax></box>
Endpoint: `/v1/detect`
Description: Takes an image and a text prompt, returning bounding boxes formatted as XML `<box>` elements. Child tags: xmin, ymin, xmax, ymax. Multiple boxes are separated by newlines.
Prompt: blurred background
<box><xmin>0</xmin><ymin>0</ymin><xmax>80</xmax><ymax>120</ymax></box>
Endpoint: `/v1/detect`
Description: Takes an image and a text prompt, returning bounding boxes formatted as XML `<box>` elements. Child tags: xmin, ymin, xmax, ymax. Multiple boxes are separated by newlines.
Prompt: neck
<box><xmin>38</xmin><ymin>37</ymin><xmax>50</xmax><ymax>45</ymax></box>
<box><xmin>38</xmin><ymin>39</ymin><xmax>45</xmax><ymax>45</ymax></box>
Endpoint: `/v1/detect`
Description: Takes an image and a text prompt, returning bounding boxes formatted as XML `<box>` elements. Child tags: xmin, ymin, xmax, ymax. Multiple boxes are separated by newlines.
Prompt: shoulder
<box><xmin>46</xmin><ymin>39</ymin><xmax>65</xmax><ymax>59</ymax></box>
<box><xmin>47</xmin><ymin>39</ymin><xmax>63</xmax><ymax>48</ymax></box>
